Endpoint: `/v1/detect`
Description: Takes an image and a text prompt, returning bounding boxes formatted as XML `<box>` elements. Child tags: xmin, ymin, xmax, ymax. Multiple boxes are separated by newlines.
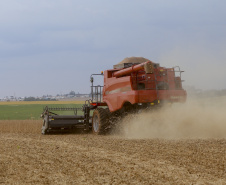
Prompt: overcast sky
<box><xmin>0</xmin><ymin>0</ymin><xmax>226</xmax><ymax>98</ymax></box>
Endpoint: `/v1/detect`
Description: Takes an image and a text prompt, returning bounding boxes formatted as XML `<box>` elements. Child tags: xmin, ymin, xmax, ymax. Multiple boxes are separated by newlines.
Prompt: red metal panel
<box><xmin>102</xmin><ymin>62</ymin><xmax>187</xmax><ymax>112</ymax></box>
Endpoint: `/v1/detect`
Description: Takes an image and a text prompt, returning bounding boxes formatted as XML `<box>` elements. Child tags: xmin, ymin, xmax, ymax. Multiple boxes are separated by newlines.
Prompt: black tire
<box><xmin>92</xmin><ymin>108</ymin><xmax>109</xmax><ymax>135</ymax></box>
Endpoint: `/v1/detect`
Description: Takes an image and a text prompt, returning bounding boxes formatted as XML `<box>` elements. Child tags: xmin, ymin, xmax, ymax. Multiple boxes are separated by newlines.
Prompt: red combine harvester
<box><xmin>41</xmin><ymin>57</ymin><xmax>186</xmax><ymax>135</ymax></box>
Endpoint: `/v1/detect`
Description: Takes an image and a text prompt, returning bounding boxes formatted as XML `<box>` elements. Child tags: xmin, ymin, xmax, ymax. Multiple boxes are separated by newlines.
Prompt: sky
<box><xmin>0</xmin><ymin>0</ymin><xmax>226</xmax><ymax>98</ymax></box>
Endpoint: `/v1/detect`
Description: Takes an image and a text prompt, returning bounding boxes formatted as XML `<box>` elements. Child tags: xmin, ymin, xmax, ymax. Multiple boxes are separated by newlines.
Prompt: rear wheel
<box><xmin>92</xmin><ymin>108</ymin><xmax>110</xmax><ymax>135</ymax></box>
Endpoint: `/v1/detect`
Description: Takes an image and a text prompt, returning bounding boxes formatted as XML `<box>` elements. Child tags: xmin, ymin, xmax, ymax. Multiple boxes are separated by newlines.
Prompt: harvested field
<box><xmin>0</xmin><ymin>120</ymin><xmax>225</xmax><ymax>184</ymax></box>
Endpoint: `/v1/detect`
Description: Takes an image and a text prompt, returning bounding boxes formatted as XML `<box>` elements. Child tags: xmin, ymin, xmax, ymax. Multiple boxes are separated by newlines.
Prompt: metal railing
<box><xmin>136</xmin><ymin>66</ymin><xmax>184</xmax><ymax>91</ymax></box>
<box><xmin>90</xmin><ymin>73</ymin><xmax>104</xmax><ymax>103</ymax></box>
<box><xmin>91</xmin><ymin>85</ymin><xmax>103</xmax><ymax>103</ymax></box>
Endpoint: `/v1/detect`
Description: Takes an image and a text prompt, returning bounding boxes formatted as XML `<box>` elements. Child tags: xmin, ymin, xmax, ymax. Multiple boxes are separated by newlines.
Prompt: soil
<box><xmin>0</xmin><ymin>121</ymin><xmax>225</xmax><ymax>185</ymax></box>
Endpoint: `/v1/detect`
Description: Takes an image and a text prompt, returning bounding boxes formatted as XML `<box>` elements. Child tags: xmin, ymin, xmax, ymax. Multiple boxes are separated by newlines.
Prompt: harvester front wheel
<box><xmin>92</xmin><ymin>108</ymin><xmax>109</xmax><ymax>135</ymax></box>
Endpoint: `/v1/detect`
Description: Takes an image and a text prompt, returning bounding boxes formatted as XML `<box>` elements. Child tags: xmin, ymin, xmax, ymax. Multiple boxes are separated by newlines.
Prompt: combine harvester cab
<box><xmin>41</xmin><ymin>57</ymin><xmax>187</xmax><ymax>135</ymax></box>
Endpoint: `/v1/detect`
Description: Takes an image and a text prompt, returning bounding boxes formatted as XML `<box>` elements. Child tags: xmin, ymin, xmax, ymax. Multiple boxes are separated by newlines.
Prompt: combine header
<box><xmin>41</xmin><ymin>57</ymin><xmax>186</xmax><ymax>134</ymax></box>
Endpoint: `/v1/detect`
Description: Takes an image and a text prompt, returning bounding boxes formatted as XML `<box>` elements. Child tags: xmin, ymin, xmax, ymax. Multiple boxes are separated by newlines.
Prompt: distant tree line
<box><xmin>24</xmin><ymin>97</ymin><xmax>57</xmax><ymax>101</ymax></box>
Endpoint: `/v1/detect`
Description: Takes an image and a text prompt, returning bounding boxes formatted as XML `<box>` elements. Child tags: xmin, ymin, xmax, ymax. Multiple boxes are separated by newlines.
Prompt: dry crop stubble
<box><xmin>0</xmin><ymin>99</ymin><xmax>225</xmax><ymax>184</ymax></box>
<box><xmin>0</xmin><ymin>130</ymin><xmax>225</xmax><ymax>184</ymax></box>
<box><xmin>0</xmin><ymin>120</ymin><xmax>42</xmax><ymax>134</ymax></box>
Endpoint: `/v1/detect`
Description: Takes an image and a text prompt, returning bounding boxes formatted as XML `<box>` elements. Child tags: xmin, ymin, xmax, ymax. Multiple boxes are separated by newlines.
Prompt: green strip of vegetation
<box><xmin>0</xmin><ymin>104</ymin><xmax>83</xmax><ymax>120</ymax></box>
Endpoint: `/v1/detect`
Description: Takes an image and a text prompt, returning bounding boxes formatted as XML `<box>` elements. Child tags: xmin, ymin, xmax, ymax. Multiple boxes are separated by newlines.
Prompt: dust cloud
<box><xmin>120</xmin><ymin>97</ymin><xmax>226</xmax><ymax>139</ymax></box>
